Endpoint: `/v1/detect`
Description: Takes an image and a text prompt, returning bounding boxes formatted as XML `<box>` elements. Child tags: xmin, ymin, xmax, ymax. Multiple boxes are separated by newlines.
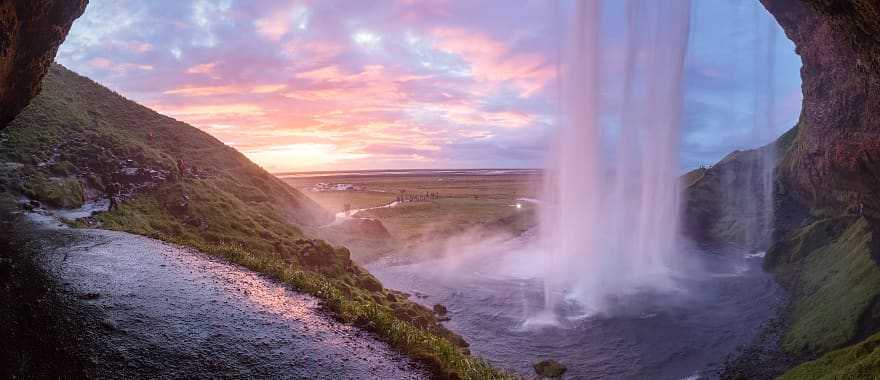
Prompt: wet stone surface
<box><xmin>32</xmin><ymin>216</ymin><xmax>426</xmax><ymax>379</ymax></box>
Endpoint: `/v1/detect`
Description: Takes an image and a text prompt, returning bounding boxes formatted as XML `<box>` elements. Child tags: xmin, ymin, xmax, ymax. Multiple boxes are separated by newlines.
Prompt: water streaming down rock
<box><xmin>716</xmin><ymin>3</ymin><xmax>779</xmax><ymax>251</ymax></box>
<box><xmin>539</xmin><ymin>0</ymin><xmax>692</xmax><ymax>317</ymax></box>
<box><xmin>746</xmin><ymin>4</ymin><xmax>778</xmax><ymax>249</ymax></box>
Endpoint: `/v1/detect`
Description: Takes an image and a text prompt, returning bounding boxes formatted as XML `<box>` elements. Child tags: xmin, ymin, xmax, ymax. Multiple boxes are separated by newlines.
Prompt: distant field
<box><xmin>283</xmin><ymin>170</ymin><xmax>541</xmax><ymax>211</ymax></box>
<box><xmin>283</xmin><ymin>170</ymin><xmax>542</xmax><ymax>261</ymax></box>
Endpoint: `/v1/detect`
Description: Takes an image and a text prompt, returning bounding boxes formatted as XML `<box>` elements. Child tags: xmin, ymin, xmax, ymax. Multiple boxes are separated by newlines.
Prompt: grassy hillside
<box><xmin>681</xmin><ymin>125</ymin><xmax>804</xmax><ymax>249</ymax></box>
<box><xmin>684</xmin><ymin>125</ymin><xmax>880</xmax><ymax>378</ymax></box>
<box><xmin>0</xmin><ymin>64</ymin><xmax>509</xmax><ymax>379</ymax></box>
<box><xmin>765</xmin><ymin>217</ymin><xmax>880</xmax><ymax>354</ymax></box>
<box><xmin>780</xmin><ymin>330</ymin><xmax>880</xmax><ymax>380</ymax></box>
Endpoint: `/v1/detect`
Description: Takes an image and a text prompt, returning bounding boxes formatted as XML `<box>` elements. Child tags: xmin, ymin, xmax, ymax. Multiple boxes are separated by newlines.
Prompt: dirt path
<box><xmin>25</xmin><ymin>213</ymin><xmax>427</xmax><ymax>379</ymax></box>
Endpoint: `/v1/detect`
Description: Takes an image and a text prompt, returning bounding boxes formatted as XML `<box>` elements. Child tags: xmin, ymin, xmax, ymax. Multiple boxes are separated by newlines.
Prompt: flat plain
<box><xmin>283</xmin><ymin>169</ymin><xmax>541</xmax><ymax>262</ymax></box>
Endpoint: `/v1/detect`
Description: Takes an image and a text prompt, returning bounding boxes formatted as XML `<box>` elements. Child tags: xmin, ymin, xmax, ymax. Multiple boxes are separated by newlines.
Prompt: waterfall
<box><xmin>749</xmin><ymin>2</ymin><xmax>778</xmax><ymax>249</ymax></box>
<box><xmin>721</xmin><ymin>2</ymin><xmax>778</xmax><ymax>250</ymax></box>
<box><xmin>539</xmin><ymin>0</ymin><xmax>692</xmax><ymax>315</ymax></box>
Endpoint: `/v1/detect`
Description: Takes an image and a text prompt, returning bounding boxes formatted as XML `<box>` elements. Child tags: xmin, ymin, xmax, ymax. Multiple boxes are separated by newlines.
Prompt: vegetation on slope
<box><xmin>765</xmin><ymin>217</ymin><xmax>880</xmax><ymax>354</ymax></box>
<box><xmin>0</xmin><ymin>64</ymin><xmax>510</xmax><ymax>379</ymax></box>
<box><xmin>780</xmin><ymin>330</ymin><xmax>880</xmax><ymax>380</ymax></box>
<box><xmin>684</xmin><ymin>124</ymin><xmax>880</xmax><ymax>377</ymax></box>
<box><xmin>681</xmin><ymin>125</ymin><xmax>804</xmax><ymax>249</ymax></box>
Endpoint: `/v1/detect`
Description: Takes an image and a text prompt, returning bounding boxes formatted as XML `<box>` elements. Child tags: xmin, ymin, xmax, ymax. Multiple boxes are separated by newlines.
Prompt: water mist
<box><xmin>539</xmin><ymin>0</ymin><xmax>692</xmax><ymax>317</ymax></box>
<box><xmin>746</xmin><ymin>4</ymin><xmax>779</xmax><ymax>249</ymax></box>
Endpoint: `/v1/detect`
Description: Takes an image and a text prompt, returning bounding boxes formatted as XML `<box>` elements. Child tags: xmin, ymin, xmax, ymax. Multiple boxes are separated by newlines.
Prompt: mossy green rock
<box><xmin>534</xmin><ymin>359</ymin><xmax>566</xmax><ymax>378</ymax></box>
<box><xmin>765</xmin><ymin>217</ymin><xmax>880</xmax><ymax>354</ymax></box>
<box><xmin>780</xmin><ymin>331</ymin><xmax>880</xmax><ymax>379</ymax></box>
<box><xmin>20</xmin><ymin>174</ymin><xmax>84</xmax><ymax>208</ymax></box>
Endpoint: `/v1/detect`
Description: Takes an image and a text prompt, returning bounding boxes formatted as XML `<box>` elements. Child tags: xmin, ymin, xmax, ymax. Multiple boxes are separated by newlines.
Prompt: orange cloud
<box><xmin>251</xmin><ymin>84</ymin><xmax>288</xmax><ymax>94</ymax></box>
<box><xmin>153</xmin><ymin>103</ymin><xmax>266</xmax><ymax>120</ymax></box>
<box><xmin>242</xmin><ymin>143</ymin><xmax>371</xmax><ymax>172</ymax></box>
<box><xmin>186</xmin><ymin>62</ymin><xmax>217</xmax><ymax>75</ymax></box>
<box><xmin>164</xmin><ymin>85</ymin><xmax>239</xmax><ymax>96</ymax></box>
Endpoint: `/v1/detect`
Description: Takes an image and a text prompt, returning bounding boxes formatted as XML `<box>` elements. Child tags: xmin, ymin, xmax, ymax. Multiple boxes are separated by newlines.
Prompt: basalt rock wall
<box><xmin>761</xmin><ymin>0</ymin><xmax>880</xmax><ymax>214</ymax></box>
<box><xmin>0</xmin><ymin>0</ymin><xmax>87</xmax><ymax>127</ymax></box>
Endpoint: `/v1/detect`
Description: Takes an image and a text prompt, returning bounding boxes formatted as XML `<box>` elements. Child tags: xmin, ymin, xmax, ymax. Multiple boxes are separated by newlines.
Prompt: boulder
<box><xmin>533</xmin><ymin>359</ymin><xmax>567</xmax><ymax>378</ymax></box>
<box><xmin>432</xmin><ymin>303</ymin><xmax>448</xmax><ymax>316</ymax></box>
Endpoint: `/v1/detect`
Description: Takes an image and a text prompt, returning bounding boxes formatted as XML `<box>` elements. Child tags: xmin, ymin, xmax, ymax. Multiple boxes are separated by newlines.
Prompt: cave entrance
<box><xmin>681</xmin><ymin>0</ymin><xmax>803</xmax><ymax>171</ymax></box>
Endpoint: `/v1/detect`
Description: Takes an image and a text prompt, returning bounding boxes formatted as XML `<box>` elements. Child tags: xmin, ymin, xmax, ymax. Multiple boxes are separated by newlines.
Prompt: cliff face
<box><xmin>693</xmin><ymin>2</ymin><xmax>880</xmax><ymax>376</ymax></box>
<box><xmin>689</xmin><ymin>0</ymin><xmax>880</xmax><ymax>246</ymax></box>
<box><xmin>0</xmin><ymin>0</ymin><xmax>87</xmax><ymax>127</ymax></box>
<box><xmin>760</xmin><ymin>0</ymin><xmax>880</xmax><ymax>214</ymax></box>
<box><xmin>682</xmin><ymin>126</ymin><xmax>809</xmax><ymax>249</ymax></box>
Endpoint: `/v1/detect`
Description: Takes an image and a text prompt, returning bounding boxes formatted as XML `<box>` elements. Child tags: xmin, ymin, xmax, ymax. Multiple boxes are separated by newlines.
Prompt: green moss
<box><xmin>765</xmin><ymin>217</ymin><xmax>880</xmax><ymax>354</ymax></box>
<box><xmin>48</xmin><ymin>161</ymin><xmax>76</xmax><ymax>176</ymax></box>
<box><xmin>780</xmin><ymin>331</ymin><xmax>880</xmax><ymax>380</ymax></box>
<box><xmin>20</xmin><ymin>173</ymin><xmax>84</xmax><ymax>208</ymax></box>
<box><xmin>776</xmin><ymin>124</ymin><xmax>800</xmax><ymax>155</ymax></box>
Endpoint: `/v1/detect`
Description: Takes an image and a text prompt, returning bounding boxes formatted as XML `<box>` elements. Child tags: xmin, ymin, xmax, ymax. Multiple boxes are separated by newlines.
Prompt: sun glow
<box><xmin>242</xmin><ymin>143</ymin><xmax>371</xmax><ymax>172</ymax></box>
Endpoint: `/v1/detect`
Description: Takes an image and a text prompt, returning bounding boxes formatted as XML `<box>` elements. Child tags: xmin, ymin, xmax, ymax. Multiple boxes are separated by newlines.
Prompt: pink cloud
<box><xmin>125</xmin><ymin>41</ymin><xmax>154</xmax><ymax>53</ymax></box>
<box><xmin>164</xmin><ymin>85</ymin><xmax>238</xmax><ymax>96</ymax></box>
<box><xmin>88</xmin><ymin>57</ymin><xmax>154</xmax><ymax>72</ymax></box>
<box><xmin>251</xmin><ymin>84</ymin><xmax>288</xmax><ymax>94</ymax></box>
<box><xmin>186</xmin><ymin>62</ymin><xmax>217</xmax><ymax>75</ymax></box>
<box><xmin>431</xmin><ymin>27</ymin><xmax>555</xmax><ymax>97</ymax></box>
<box><xmin>254</xmin><ymin>4</ymin><xmax>309</xmax><ymax>41</ymax></box>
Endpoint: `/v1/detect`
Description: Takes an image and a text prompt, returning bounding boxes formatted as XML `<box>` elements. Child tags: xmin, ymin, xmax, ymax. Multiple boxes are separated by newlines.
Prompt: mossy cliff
<box><xmin>685</xmin><ymin>1</ymin><xmax>880</xmax><ymax>377</ymax></box>
<box><xmin>765</xmin><ymin>217</ymin><xmax>880</xmax><ymax>354</ymax></box>
<box><xmin>682</xmin><ymin>126</ymin><xmax>804</xmax><ymax>249</ymax></box>
<box><xmin>779</xmin><ymin>330</ymin><xmax>880</xmax><ymax>380</ymax></box>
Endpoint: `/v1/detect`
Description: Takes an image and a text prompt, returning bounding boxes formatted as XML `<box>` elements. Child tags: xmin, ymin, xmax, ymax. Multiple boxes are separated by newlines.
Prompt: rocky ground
<box><xmin>0</xmin><ymin>198</ymin><xmax>92</xmax><ymax>378</ymax></box>
<box><xmin>1</xmin><ymin>202</ymin><xmax>429</xmax><ymax>379</ymax></box>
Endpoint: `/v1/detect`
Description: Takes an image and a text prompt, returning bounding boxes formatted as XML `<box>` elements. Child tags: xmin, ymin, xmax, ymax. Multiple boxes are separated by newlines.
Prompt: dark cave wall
<box><xmin>0</xmin><ymin>0</ymin><xmax>88</xmax><ymax>127</ymax></box>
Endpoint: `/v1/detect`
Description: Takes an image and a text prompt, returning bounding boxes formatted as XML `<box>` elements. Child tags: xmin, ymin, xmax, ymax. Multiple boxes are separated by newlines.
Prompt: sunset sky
<box><xmin>57</xmin><ymin>0</ymin><xmax>802</xmax><ymax>173</ymax></box>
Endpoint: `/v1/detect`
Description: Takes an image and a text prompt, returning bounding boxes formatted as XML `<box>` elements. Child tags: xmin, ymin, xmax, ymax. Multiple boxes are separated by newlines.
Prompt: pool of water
<box><xmin>368</xmin><ymin>234</ymin><xmax>783</xmax><ymax>379</ymax></box>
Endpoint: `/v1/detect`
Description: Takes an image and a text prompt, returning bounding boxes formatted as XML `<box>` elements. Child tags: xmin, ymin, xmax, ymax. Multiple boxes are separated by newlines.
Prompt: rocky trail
<box><xmin>13</xmin><ymin>212</ymin><xmax>428</xmax><ymax>379</ymax></box>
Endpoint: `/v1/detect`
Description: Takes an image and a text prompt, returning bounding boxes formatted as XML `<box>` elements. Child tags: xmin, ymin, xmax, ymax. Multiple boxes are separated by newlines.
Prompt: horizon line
<box><xmin>271</xmin><ymin>167</ymin><xmax>544</xmax><ymax>175</ymax></box>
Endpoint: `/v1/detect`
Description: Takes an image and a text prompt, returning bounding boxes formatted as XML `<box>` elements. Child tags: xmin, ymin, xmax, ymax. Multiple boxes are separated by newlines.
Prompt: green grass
<box><xmin>0</xmin><ymin>64</ymin><xmax>512</xmax><ymax>379</ymax></box>
<box><xmin>765</xmin><ymin>217</ymin><xmax>880</xmax><ymax>354</ymax></box>
<box><xmin>780</xmin><ymin>331</ymin><xmax>880</xmax><ymax>380</ymax></box>
<box><xmin>297</xmin><ymin>177</ymin><xmax>538</xmax><ymax>263</ymax></box>
<box><xmin>364</xmin><ymin>197</ymin><xmax>533</xmax><ymax>241</ymax></box>
<box><xmin>19</xmin><ymin>171</ymin><xmax>84</xmax><ymax>208</ymax></box>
